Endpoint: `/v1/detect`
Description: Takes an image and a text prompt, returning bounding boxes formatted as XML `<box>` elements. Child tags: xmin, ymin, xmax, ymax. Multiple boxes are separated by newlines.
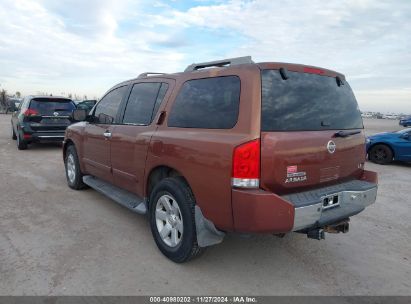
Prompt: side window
<box><xmin>151</xmin><ymin>83</ymin><xmax>168</xmax><ymax>122</ymax></box>
<box><xmin>168</xmin><ymin>76</ymin><xmax>241</xmax><ymax>129</ymax></box>
<box><xmin>94</xmin><ymin>86</ymin><xmax>127</xmax><ymax>124</ymax></box>
<box><xmin>123</xmin><ymin>82</ymin><xmax>169</xmax><ymax>125</ymax></box>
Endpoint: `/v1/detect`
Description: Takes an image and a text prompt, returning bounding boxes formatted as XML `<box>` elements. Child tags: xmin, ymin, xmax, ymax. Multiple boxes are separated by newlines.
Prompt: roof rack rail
<box><xmin>184</xmin><ymin>56</ymin><xmax>254</xmax><ymax>72</ymax></box>
<box><xmin>138</xmin><ymin>72</ymin><xmax>166</xmax><ymax>78</ymax></box>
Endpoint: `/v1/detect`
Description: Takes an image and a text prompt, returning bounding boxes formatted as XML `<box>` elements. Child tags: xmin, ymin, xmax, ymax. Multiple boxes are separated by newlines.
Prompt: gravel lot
<box><xmin>0</xmin><ymin>115</ymin><xmax>410</xmax><ymax>296</ymax></box>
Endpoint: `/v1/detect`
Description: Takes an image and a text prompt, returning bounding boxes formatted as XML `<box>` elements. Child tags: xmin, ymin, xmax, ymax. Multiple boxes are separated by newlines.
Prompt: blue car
<box><xmin>399</xmin><ymin>116</ymin><xmax>411</xmax><ymax>127</ymax></box>
<box><xmin>366</xmin><ymin>128</ymin><xmax>411</xmax><ymax>164</ymax></box>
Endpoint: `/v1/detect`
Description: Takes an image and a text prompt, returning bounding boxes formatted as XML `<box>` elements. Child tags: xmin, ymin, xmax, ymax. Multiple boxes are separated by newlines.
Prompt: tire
<box><xmin>368</xmin><ymin>144</ymin><xmax>393</xmax><ymax>164</ymax></box>
<box><xmin>11</xmin><ymin>124</ymin><xmax>17</xmax><ymax>140</ymax></box>
<box><xmin>16</xmin><ymin>132</ymin><xmax>27</xmax><ymax>150</ymax></box>
<box><xmin>149</xmin><ymin>177</ymin><xmax>203</xmax><ymax>263</ymax></box>
<box><xmin>65</xmin><ymin>145</ymin><xmax>87</xmax><ymax>190</ymax></box>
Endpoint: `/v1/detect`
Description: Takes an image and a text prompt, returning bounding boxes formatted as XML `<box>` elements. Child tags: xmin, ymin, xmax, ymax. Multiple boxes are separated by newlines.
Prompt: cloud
<box><xmin>0</xmin><ymin>0</ymin><xmax>186</xmax><ymax>97</ymax></box>
<box><xmin>152</xmin><ymin>0</ymin><xmax>411</xmax><ymax>112</ymax></box>
<box><xmin>0</xmin><ymin>0</ymin><xmax>410</xmax><ymax>112</ymax></box>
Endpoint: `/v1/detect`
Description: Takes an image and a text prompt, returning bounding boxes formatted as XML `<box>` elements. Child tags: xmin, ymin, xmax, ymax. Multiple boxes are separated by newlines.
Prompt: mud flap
<box><xmin>195</xmin><ymin>206</ymin><xmax>225</xmax><ymax>247</ymax></box>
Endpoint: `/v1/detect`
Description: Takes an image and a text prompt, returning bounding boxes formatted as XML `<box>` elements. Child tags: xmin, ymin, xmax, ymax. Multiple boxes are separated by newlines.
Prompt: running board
<box><xmin>83</xmin><ymin>175</ymin><xmax>147</xmax><ymax>214</ymax></box>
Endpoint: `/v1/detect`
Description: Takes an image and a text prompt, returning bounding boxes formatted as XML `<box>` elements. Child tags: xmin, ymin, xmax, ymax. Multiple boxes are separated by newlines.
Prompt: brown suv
<box><xmin>63</xmin><ymin>56</ymin><xmax>378</xmax><ymax>263</ymax></box>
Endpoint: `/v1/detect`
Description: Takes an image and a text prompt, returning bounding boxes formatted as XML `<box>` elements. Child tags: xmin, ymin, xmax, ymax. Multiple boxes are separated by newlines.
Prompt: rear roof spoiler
<box><xmin>184</xmin><ymin>56</ymin><xmax>254</xmax><ymax>72</ymax></box>
<box><xmin>138</xmin><ymin>72</ymin><xmax>166</xmax><ymax>78</ymax></box>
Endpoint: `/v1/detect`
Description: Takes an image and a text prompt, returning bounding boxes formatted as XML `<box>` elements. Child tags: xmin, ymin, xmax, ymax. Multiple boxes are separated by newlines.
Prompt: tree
<box><xmin>15</xmin><ymin>91</ymin><xmax>21</xmax><ymax>98</ymax></box>
<box><xmin>0</xmin><ymin>89</ymin><xmax>8</xmax><ymax>113</ymax></box>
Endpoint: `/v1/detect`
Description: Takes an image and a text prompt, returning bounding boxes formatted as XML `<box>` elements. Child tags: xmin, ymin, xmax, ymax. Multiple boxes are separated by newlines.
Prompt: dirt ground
<box><xmin>0</xmin><ymin>115</ymin><xmax>410</xmax><ymax>296</ymax></box>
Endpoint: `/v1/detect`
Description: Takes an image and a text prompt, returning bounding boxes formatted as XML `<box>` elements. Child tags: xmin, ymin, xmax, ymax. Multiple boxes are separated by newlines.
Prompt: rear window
<box><xmin>168</xmin><ymin>76</ymin><xmax>240</xmax><ymax>129</ymax></box>
<box><xmin>29</xmin><ymin>98</ymin><xmax>75</xmax><ymax>115</ymax></box>
<box><xmin>261</xmin><ymin>70</ymin><xmax>363</xmax><ymax>131</ymax></box>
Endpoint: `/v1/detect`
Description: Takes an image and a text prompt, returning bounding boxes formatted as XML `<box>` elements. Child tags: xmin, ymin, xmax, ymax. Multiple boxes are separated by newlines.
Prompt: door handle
<box><xmin>103</xmin><ymin>131</ymin><xmax>112</xmax><ymax>138</ymax></box>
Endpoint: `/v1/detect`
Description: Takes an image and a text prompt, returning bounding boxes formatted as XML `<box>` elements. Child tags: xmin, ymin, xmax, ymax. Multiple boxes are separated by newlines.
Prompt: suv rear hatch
<box><xmin>25</xmin><ymin>98</ymin><xmax>75</xmax><ymax>131</ymax></box>
<box><xmin>260</xmin><ymin>67</ymin><xmax>365</xmax><ymax>195</ymax></box>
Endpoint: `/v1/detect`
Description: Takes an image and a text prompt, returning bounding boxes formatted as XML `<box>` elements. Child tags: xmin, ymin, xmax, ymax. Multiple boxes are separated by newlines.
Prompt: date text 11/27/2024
<box><xmin>149</xmin><ymin>296</ymin><xmax>258</xmax><ymax>303</ymax></box>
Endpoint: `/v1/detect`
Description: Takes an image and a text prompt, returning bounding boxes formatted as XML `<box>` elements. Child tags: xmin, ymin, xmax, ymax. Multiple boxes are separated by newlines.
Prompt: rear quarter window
<box><xmin>168</xmin><ymin>76</ymin><xmax>241</xmax><ymax>129</ymax></box>
<box><xmin>261</xmin><ymin>70</ymin><xmax>363</xmax><ymax>131</ymax></box>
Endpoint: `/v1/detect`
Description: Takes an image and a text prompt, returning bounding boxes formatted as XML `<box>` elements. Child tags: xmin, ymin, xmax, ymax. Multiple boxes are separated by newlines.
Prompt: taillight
<box><xmin>23</xmin><ymin>109</ymin><xmax>39</xmax><ymax>116</ymax></box>
<box><xmin>303</xmin><ymin>67</ymin><xmax>324</xmax><ymax>75</ymax></box>
<box><xmin>232</xmin><ymin>139</ymin><xmax>260</xmax><ymax>188</ymax></box>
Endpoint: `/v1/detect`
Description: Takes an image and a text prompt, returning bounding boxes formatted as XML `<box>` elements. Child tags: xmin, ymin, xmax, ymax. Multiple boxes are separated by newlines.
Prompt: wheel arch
<box><xmin>368</xmin><ymin>142</ymin><xmax>395</xmax><ymax>158</ymax></box>
<box><xmin>145</xmin><ymin>165</ymin><xmax>191</xmax><ymax>202</ymax></box>
<box><xmin>145</xmin><ymin>165</ymin><xmax>225</xmax><ymax>248</ymax></box>
<box><xmin>63</xmin><ymin>138</ymin><xmax>87</xmax><ymax>174</ymax></box>
<box><xmin>63</xmin><ymin>139</ymin><xmax>75</xmax><ymax>160</ymax></box>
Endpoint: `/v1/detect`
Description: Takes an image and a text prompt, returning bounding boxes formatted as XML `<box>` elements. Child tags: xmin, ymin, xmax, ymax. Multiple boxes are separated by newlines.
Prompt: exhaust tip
<box><xmin>324</xmin><ymin>220</ymin><xmax>350</xmax><ymax>234</ymax></box>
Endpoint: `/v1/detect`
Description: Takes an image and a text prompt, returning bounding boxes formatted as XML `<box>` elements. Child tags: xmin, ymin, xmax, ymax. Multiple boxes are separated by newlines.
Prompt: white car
<box><xmin>383</xmin><ymin>114</ymin><xmax>398</xmax><ymax>120</ymax></box>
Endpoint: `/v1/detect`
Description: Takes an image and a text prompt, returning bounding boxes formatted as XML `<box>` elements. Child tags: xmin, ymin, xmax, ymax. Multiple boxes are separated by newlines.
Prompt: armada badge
<box><xmin>285</xmin><ymin>165</ymin><xmax>307</xmax><ymax>183</ymax></box>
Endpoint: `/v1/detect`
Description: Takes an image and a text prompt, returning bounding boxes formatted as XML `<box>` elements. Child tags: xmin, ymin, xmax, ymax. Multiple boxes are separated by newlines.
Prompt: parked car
<box><xmin>366</xmin><ymin>128</ymin><xmax>411</xmax><ymax>164</ymax></box>
<box><xmin>11</xmin><ymin>96</ymin><xmax>76</xmax><ymax>150</ymax></box>
<box><xmin>76</xmin><ymin>100</ymin><xmax>97</xmax><ymax>114</ymax></box>
<box><xmin>63</xmin><ymin>56</ymin><xmax>378</xmax><ymax>263</ymax></box>
<box><xmin>383</xmin><ymin>114</ymin><xmax>398</xmax><ymax>120</ymax></box>
<box><xmin>399</xmin><ymin>116</ymin><xmax>411</xmax><ymax>127</ymax></box>
<box><xmin>6</xmin><ymin>98</ymin><xmax>21</xmax><ymax>113</ymax></box>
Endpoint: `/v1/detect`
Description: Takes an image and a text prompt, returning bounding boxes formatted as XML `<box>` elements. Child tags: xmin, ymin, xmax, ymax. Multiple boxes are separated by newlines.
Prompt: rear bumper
<box><xmin>288</xmin><ymin>182</ymin><xmax>377</xmax><ymax>231</ymax></box>
<box><xmin>232</xmin><ymin>170</ymin><xmax>378</xmax><ymax>233</ymax></box>
<box><xmin>23</xmin><ymin>131</ymin><xmax>65</xmax><ymax>142</ymax></box>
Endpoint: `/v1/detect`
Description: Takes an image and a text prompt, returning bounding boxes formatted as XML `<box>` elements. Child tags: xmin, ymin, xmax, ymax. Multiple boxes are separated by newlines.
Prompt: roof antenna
<box><xmin>279</xmin><ymin>68</ymin><xmax>289</xmax><ymax>80</ymax></box>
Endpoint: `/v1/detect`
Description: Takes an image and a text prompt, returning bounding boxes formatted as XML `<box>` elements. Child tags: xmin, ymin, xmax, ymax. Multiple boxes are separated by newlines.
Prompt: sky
<box><xmin>0</xmin><ymin>0</ymin><xmax>410</xmax><ymax>113</ymax></box>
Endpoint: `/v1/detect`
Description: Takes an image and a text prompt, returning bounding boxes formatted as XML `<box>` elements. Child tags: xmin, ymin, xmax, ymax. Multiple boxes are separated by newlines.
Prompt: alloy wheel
<box><xmin>66</xmin><ymin>154</ymin><xmax>76</xmax><ymax>184</ymax></box>
<box><xmin>155</xmin><ymin>194</ymin><xmax>184</xmax><ymax>247</ymax></box>
<box><xmin>372</xmin><ymin>147</ymin><xmax>388</xmax><ymax>161</ymax></box>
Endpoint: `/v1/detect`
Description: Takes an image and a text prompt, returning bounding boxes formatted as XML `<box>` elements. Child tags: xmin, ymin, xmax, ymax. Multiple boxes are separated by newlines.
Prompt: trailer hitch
<box><xmin>306</xmin><ymin>219</ymin><xmax>350</xmax><ymax>240</ymax></box>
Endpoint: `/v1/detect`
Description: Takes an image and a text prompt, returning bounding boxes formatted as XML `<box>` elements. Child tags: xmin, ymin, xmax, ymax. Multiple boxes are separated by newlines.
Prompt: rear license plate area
<box><xmin>321</xmin><ymin>193</ymin><xmax>340</xmax><ymax>210</ymax></box>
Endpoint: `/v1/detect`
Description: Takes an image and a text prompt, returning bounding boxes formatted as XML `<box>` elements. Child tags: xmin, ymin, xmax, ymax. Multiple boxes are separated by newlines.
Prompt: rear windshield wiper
<box><xmin>334</xmin><ymin>130</ymin><xmax>361</xmax><ymax>138</ymax></box>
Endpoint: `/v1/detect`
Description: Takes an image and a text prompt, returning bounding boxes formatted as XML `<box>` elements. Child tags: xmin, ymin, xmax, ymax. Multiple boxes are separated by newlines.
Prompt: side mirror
<box><xmin>73</xmin><ymin>109</ymin><xmax>87</xmax><ymax>121</ymax></box>
<box><xmin>400</xmin><ymin>133</ymin><xmax>410</xmax><ymax>140</ymax></box>
<box><xmin>98</xmin><ymin>113</ymin><xmax>114</xmax><ymax>124</ymax></box>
